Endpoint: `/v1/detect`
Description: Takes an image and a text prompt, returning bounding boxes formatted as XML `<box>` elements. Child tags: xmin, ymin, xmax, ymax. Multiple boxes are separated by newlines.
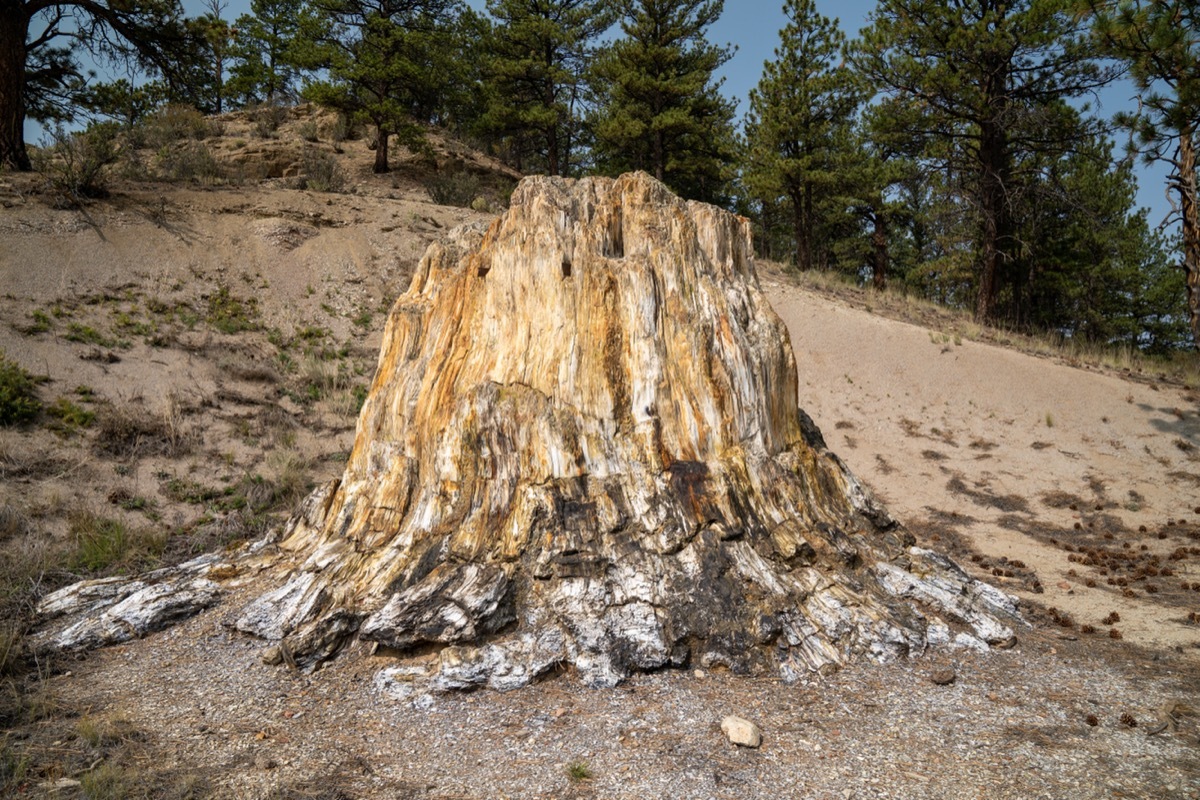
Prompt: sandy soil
<box><xmin>1</xmin><ymin>136</ymin><xmax>1199</xmax><ymax>797</ymax></box>
<box><xmin>762</xmin><ymin>269</ymin><xmax>1200</xmax><ymax>656</ymax></box>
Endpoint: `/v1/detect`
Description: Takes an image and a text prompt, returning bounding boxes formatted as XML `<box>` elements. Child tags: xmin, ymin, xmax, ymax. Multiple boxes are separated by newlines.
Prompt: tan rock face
<box><xmin>35</xmin><ymin>172</ymin><xmax>1018</xmax><ymax>687</ymax></box>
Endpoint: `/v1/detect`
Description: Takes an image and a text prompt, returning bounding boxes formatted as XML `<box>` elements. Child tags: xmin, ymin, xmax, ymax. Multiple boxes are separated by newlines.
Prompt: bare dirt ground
<box><xmin>1</xmin><ymin>120</ymin><xmax>1199</xmax><ymax>798</ymax></box>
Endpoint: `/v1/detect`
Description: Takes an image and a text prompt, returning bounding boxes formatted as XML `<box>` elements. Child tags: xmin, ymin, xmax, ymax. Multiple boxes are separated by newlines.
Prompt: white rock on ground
<box><xmin>721</xmin><ymin>715</ymin><xmax>763</xmax><ymax>748</ymax></box>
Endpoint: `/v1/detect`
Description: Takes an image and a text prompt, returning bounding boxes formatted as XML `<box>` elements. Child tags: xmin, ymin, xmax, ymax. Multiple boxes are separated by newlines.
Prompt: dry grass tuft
<box><xmin>93</xmin><ymin>395</ymin><xmax>196</xmax><ymax>459</ymax></box>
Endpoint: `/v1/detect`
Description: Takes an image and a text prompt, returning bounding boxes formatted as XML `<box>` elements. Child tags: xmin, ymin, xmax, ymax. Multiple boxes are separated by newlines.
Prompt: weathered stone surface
<box><xmin>721</xmin><ymin>715</ymin><xmax>763</xmax><ymax>748</ymax></box>
<box><xmin>227</xmin><ymin>172</ymin><xmax>1019</xmax><ymax>687</ymax></box>
<box><xmin>39</xmin><ymin>577</ymin><xmax>222</xmax><ymax>651</ymax></box>
<box><xmin>34</xmin><ymin>553</ymin><xmax>229</xmax><ymax>650</ymax></box>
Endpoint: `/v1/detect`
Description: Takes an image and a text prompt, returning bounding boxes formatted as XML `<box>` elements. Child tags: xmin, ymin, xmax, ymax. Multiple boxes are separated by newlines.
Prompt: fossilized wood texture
<box><xmin>35</xmin><ymin>554</ymin><xmax>227</xmax><ymax>651</ymax></box>
<box><xmin>34</xmin><ymin>172</ymin><xmax>1019</xmax><ymax>687</ymax></box>
<box><xmin>229</xmin><ymin>172</ymin><xmax>1019</xmax><ymax>687</ymax></box>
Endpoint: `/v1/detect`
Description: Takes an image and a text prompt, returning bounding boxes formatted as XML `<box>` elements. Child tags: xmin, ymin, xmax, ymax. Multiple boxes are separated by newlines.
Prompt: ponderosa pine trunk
<box><xmin>790</xmin><ymin>183</ymin><xmax>817</xmax><ymax>272</ymax></box>
<box><xmin>0</xmin><ymin>5</ymin><xmax>30</xmax><ymax>172</ymax></box>
<box><xmin>1180</xmin><ymin>128</ymin><xmax>1200</xmax><ymax>352</ymax></box>
<box><xmin>872</xmin><ymin>205</ymin><xmax>888</xmax><ymax>291</ymax></box>
<box><xmin>374</xmin><ymin>123</ymin><xmax>389</xmax><ymax>173</ymax></box>
<box><xmin>976</xmin><ymin>114</ymin><xmax>1010</xmax><ymax>323</ymax></box>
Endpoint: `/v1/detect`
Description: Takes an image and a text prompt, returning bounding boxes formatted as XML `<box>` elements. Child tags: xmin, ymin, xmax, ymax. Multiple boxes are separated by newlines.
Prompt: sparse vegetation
<box><xmin>45</xmin><ymin>396</ymin><xmax>96</xmax><ymax>433</ymax></box>
<box><xmin>0</xmin><ymin>354</ymin><xmax>42</xmax><ymax>427</ymax></box>
<box><xmin>69</xmin><ymin>510</ymin><xmax>164</xmax><ymax>573</ymax></box>
<box><xmin>425</xmin><ymin>168</ymin><xmax>482</xmax><ymax>208</ymax></box>
<box><xmin>93</xmin><ymin>400</ymin><xmax>194</xmax><ymax>460</ymax></box>
<box><xmin>79</xmin><ymin>761</ymin><xmax>134</xmax><ymax>800</ymax></box>
<box><xmin>158</xmin><ymin>141</ymin><xmax>223</xmax><ymax>184</ymax></box>
<box><xmin>297</xmin><ymin>148</ymin><xmax>346</xmax><ymax>192</ymax></box>
<box><xmin>21</xmin><ymin>309</ymin><xmax>52</xmax><ymax>334</ymax></box>
<box><xmin>250</xmin><ymin>102</ymin><xmax>288</xmax><ymax>139</ymax></box>
<box><xmin>206</xmin><ymin>286</ymin><xmax>261</xmax><ymax>334</ymax></box>
<box><xmin>139</xmin><ymin>104</ymin><xmax>222</xmax><ymax>150</ymax></box>
<box><xmin>298</xmin><ymin>120</ymin><xmax>319</xmax><ymax>142</ymax></box>
<box><xmin>566</xmin><ymin>761</ymin><xmax>593</xmax><ymax>782</ymax></box>
<box><xmin>31</xmin><ymin>123</ymin><xmax>121</xmax><ymax>206</ymax></box>
<box><xmin>65</xmin><ymin>322</ymin><xmax>116</xmax><ymax>347</ymax></box>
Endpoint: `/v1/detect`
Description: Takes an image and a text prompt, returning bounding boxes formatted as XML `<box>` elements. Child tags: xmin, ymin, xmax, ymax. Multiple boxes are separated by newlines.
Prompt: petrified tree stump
<box><xmin>38</xmin><ymin>172</ymin><xmax>1018</xmax><ymax>690</ymax></box>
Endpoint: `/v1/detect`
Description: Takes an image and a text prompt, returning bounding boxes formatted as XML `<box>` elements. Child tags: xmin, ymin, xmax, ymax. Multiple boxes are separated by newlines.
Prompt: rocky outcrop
<box><xmin>36</xmin><ymin>172</ymin><xmax>1020</xmax><ymax>689</ymax></box>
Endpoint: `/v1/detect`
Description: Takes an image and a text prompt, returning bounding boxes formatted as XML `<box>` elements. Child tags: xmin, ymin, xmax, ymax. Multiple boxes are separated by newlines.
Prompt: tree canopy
<box><xmin>2</xmin><ymin>0</ymin><xmax>1195</xmax><ymax>351</ymax></box>
<box><xmin>1086</xmin><ymin>0</ymin><xmax>1200</xmax><ymax>350</ymax></box>
<box><xmin>854</xmin><ymin>0</ymin><xmax>1118</xmax><ymax>323</ymax></box>
<box><xmin>743</xmin><ymin>0</ymin><xmax>863</xmax><ymax>272</ymax></box>
<box><xmin>1</xmin><ymin>0</ymin><xmax>195</xmax><ymax>169</ymax></box>
<box><xmin>588</xmin><ymin>0</ymin><xmax>737</xmax><ymax>204</ymax></box>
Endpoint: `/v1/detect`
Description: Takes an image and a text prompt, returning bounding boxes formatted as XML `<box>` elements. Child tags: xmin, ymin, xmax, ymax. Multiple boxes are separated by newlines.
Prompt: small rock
<box><xmin>693</xmin><ymin>669</ymin><xmax>706</xmax><ymax>678</ymax></box>
<box><xmin>930</xmin><ymin>669</ymin><xmax>957</xmax><ymax>686</ymax></box>
<box><xmin>721</xmin><ymin>715</ymin><xmax>762</xmax><ymax>748</ymax></box>
<box><xmin>39</xmin><ymin>779</ymin><xmax>81</xmax><ymax>790</ymax></box>
<box><xmin>261</xmin><ymin>645</ymin><xmax>283</xmax><ymax>666</ymax></box>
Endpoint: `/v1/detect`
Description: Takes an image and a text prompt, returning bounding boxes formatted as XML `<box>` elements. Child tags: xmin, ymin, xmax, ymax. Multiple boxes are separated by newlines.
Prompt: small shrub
<box><xmin>69</xmin><ymin>510</ymin><xmax>163</xmax><ymax>573</ymax></box>
<box><xmin>76</xmin><ymin>714</ymin><xmax>136</xmax><ymax>748</ymax></box>
<box><xmin>425</xmin><ymin>169</ymin><xmax>481</xmax><ymax>208</ymax></box>
<box><xmin>0</xmin><ymin>737</ymin><xmax>31</xmax><ymax>785</ymax></box>
<box><xmin>250</xmin><ymin>102</ymin><xmax>288</xmax><ymax>139</ymax></box>
<box><xmin>32</xmin><ymin>123</ymin><xmax>121</xmax><ymax>206</ymax></box>
<box><xmin>79</xmin><ymin>761</ymin><xmax>133</xmax><ymax>800</ymax></box>
<box><xmin>0</xmin><ymin>621</ymin><xmax>23</xmax><ymax>677</ymax></box>
<box><xmin>64</xmin><ymin>322</ymin><xmax>115</xmax><ymax>347</ymax></box>
<box><xmin>159</xmin><ymin>141</ymin><xmax>222</xmax><ymax>184</ymax></box>
<box><xmin>331</xmin><ymin>113</ymin><xmax>356</xmax><ymax>144</ymax></box>
<box><xmin>298</xmin><ymin>120</ymin><xmax>319</xmax><ymax>142</ymax></box>
<box><xmin>206</xmin><ymin>285</ymin><xmax>260</xmax><ymax>333</ymax></box>
<box><xmin>566</xmin><ymin>761</ymin><xmax>593</xmax><ymax>782</ymax></box>
<box><xmin>140</xmin><ymin>103</ymin><xmax>218</xmax><ymax>149</ymax></box>
<box><xmin>0</xmin><ymin>505</ymin><xmax>30</xmax><ymax>541</ymax></box>
<box><xmin>0</xmin><ymin>353</ymin><xmax>41</xmax><ymax>426</ymax></box>
<box><xmin>46</xmin><ymin>396</ymin><xmax>96</xmax><ymax>433</ymax></box>
<box><xmin>296</xmin><ymin>148</ymin><xmax>345</xmax><ymax>193</ymax></box>
<box><xmin>93</xmin><ymin>401</ymin><xmax>193</xmax><ymax>460</ymax></box>
<box><xmin>20</xmin><ymin>309</ymin><xmax>52</xmax><ymax>334</ymax></box>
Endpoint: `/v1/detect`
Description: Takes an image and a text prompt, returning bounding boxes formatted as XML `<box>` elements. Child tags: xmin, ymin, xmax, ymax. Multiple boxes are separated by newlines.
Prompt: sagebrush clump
<box><xmin>0</xmin><ymin>353</ymin><xmax>41</xmax><ymax>426</ymax></box>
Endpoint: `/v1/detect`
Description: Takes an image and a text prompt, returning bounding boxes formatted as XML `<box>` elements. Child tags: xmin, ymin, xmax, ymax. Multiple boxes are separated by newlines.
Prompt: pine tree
<box><xmin>1086</xmin><ymin>0</ymin><xmax>1200</xmax><ymax>351</ymax></box>
<box><xmin>835</xmin><ymin>110</ymin><xmax>916</xmax><ymax>290</ymax></box>
<box><xmin>77</xmin><ymin>77</ymin><xmax>168</xmax><ymax>128</ymax></box>
<box><xmin>588</xmin><ymin>0</ymin><xmax>736</xmax><ymax>203</ymax></box>
<box><xmin>743</xmin><ymin>0</ymin><xmax>863</xmax><ymax>272</ymax></box>
<box><xmin>192</xmin><ymin>0</ymin><xmax>233</xmax><ymax>114</ymax></box>
<box><xmin>294</xmin><ymin>0</ymin><xmax>462</xmax><ymax>173</ymax></box>
<box><xmin>0</xmin><ymin>0</ymin><xmax>195</xmax><ymax>170</ymax></box>
<box><xmin>480</xmin><ymin>0</ymin><xmax>614</xmax><ymax>176</ymax></box>
<box><xmin>227</xmin><ymin>0</ymin><xmax>304</xmax><ymax>106</ymax></box>
<box><xmin>1017</xmin><ymin>129</ymin><xmax>1184</xmax><ymax>346</ymax></box>
<box><xmin>853</xmin><ymin>0</ymin><xmax>1117</xmax><ymax>323</ymax></box>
